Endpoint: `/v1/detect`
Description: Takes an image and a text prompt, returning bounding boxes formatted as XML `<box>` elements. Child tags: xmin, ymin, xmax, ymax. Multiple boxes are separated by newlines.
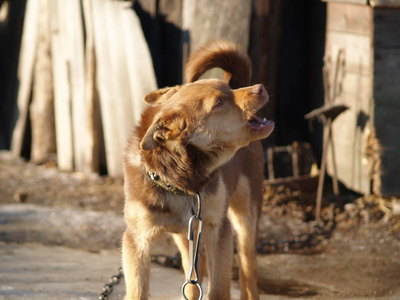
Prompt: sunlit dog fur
<box><xmin>122</xmin><ymin>40</ymin><xmax>274</xmax><ymax>300</ymax></box>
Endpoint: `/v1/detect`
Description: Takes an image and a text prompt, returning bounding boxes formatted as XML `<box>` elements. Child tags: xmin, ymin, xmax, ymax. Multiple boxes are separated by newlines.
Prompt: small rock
<box><xmin>13</xmin><ymin>189</ymin><xmax>28</xmax><ymax>203</ymax></box>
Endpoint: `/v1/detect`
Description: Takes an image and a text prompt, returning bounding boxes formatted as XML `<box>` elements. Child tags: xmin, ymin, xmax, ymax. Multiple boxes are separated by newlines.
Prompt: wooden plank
<box><xmin>30</xmin><ymin>0</ymin><xmax>56</xmax><ymax>164</ymax></box>
<box><xmin>370</xmin><ymin>0</ymin><xmax>400</xmax><ymax>7</ymax></box>
<box><xmin>82</xmin><ymin>0</ymin><xmax>100</xmax><ymax>174</ymax></box>
<box><xmin>50</xmin><ymin>0</ymin><xmax>74</xmax><ymax>170</ymax></box>
<box><xmin>120</xmin><ymin>2</ymin><xmax>157</xmax><ymax>122</ymax></box>
<box><xmin>339</xmin><ymin>72</ymin><xmax>372</xmax><ymax>108</ymax></box>
<box><xmin>65</xmin><ymin>0</ymin><xmax>87</xmax><ymax>172</ymax></box>
<box><xmin>325</xmin><ymin>32</ymin><xmax>372</xmax><ymax>76</ymax></box>
<box><xmin>158</xmin><ymin>0</ymin><xmax>184</xmax><ymax>86</ymax></box>
<box><xmin>374</xmin><ymin>66</ymin><xmax>400</xmax><ymax>108</ymax></box>
<box><xmin>50</xmin><ymin>0</ymin><xmax>86</xmax><ymax>171</ymax></box>
<box><xmin>327</xmin><ymin>3</ymin><xmax>372</xmax><ymax>35</ymax></box>
<box><xmin>92</xmin><ymin>0</ymin><xmax>157</xmax><ymax>176</ymax></box>
<box><xmin>249</xmin><ymin>0</ymin><xmax>280</xmax><ymax>147</ymax></box>
<box><xmin>158</xmin><ymin>0</ymin><xmax>182</xmax><ymax>27</ymax></box>
<box><xmin>374</xmin><ymin>47</ymin><xmax>400</xmax><ymax>73</ymax></box>
<box><xmin>329</xmin><ymin>109</ymin><xmax>371</xmax><ymax>193</ymax></box>
<box><xmin>374</xmin><ymin>107</ymin><xmax>400</xmax><ymax>147</ymax></box>
<box><xmin>322</xmin><ymin>0</ymin><xmax>368</xmax><ymax>5</ymax></box>
<box><xmin>104</xmin><ymin>0</ymin><xmax>132</xmax><ymax>142</ymax></box>
<box><xmin>373</xmin><ymin>107</ymin><xmax>400</xmax><ymax>196</ymax></box>
<box><xmin>372</xmin><ymin>7</ymin><xmax>400</xmax><ymax>195</ymax></box>
<box><xmin>374</xmin><ymin>8</ymin><xmax>400</xmax><ymax>47</ymax></box>
<box><xmin>92</xmin><ymin>0</ymin><xmax>125</xmax><ymax>176</ymax></box>
<box><xmin>182</xmin><ymin>0</ymin><xmax>252</xmax><ymax>59</ymax></box>
<box><xmin>11</xmin><ymin>0</ymin><xmax>40</xmax><ymax>158</ymax></box>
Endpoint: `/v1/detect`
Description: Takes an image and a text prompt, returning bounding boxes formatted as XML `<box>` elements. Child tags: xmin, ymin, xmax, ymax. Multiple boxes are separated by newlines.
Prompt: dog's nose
<box><xmin>251</xmin><ymin>84</ymin><xmax>268</xmax><ymax>99</ymax></box>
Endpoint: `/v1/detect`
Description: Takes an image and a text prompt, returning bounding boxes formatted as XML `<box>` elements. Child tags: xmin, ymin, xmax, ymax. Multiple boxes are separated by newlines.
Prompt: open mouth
<box><xmin>248</xmin><ymin>115</ymin><xmax>273</xmax><ymax>130</ymax></box>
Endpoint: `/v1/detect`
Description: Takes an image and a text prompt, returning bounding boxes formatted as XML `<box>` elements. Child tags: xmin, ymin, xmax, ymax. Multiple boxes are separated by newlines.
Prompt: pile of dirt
<box><xmin>0</xmin><ymin>151</ymin><xmax>125</xmax><ymax>213</ymax></box>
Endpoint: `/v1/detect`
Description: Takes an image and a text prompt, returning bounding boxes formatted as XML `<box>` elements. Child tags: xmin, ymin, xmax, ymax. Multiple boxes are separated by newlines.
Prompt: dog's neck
<box><xmin>141</xmin><ymin>143</ymin><xmax>213</xmax><ymax>195</ymax></box>
<box><xmin>146</xmin><ymin>170</ymin><xmax>188</xmax><ymax>196</ymax></box>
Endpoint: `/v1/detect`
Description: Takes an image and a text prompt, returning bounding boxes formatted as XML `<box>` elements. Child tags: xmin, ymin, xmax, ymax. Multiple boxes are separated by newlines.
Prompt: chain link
<box><xmin>151</xmin><ymin>253</ymin><xmax>182</xmax><ymax>269</ymax></box>
<box><xmin>256</xmin><ymin>221</ymin><xmax>335</xmax><ymax>254</ymax></box>
<box><xmin>99</xmin><ymin>267</ymin><xmax>124</xmax><ymax>300</ymax></box>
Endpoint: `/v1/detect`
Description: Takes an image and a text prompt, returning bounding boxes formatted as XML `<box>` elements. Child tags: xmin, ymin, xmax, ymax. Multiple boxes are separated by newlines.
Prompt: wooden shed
<box><xmin>323</xmin><ymin>0</ymin><xmax>400</xmax><ymax>196</ymax></box>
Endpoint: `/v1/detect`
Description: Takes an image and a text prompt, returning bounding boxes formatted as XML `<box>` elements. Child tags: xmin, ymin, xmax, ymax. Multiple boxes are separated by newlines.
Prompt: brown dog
<box><xmin>122</xmin><ymin>40</ymin><xmax>274</xmax><ymax>300</ymax></box>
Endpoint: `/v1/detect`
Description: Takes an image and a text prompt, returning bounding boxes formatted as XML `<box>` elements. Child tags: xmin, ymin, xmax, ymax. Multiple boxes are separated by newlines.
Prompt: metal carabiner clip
<box><xmin>181</xmin><ymin>192</ymin><xmax>203</xmax><ymax>300</ymax></box>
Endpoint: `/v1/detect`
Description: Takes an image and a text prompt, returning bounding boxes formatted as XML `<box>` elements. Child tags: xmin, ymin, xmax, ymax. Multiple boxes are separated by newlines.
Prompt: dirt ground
<box><xmin>1</xmin><ymin>150</ymin><xmax>400</xmax><ymax>299</ymax></box>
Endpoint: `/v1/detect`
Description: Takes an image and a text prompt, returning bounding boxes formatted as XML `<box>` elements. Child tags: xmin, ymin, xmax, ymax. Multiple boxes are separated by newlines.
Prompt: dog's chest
<box><xmin>154</xmin><ymin>194</ymin><xmax>194</xmax><ymax>233</ymax></box>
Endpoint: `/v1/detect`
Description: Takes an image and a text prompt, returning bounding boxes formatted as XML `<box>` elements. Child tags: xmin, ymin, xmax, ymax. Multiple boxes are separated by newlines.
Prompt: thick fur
<box><xmin>122</xmin><ymin>40</ymin><xmax>274</xmax><ymax>300</ymax></box>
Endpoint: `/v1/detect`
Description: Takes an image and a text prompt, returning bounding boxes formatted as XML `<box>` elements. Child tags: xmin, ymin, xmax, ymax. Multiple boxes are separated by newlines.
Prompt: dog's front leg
<box><xmin>122</xmin><ymin>230</ymin><xmax>151</xmax><ymax>300</ymax></box>
<box><xmin>204</xmin><ymin>217</ymin><xmax>233</xmax><ymax>300</ymax></box>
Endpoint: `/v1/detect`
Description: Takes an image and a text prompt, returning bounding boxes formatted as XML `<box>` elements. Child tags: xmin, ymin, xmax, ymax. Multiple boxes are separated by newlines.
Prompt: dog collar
<box><xmin>147</xmin><ymin>171</ymin><xmax>188</xmax><ymax>196</ymax></box>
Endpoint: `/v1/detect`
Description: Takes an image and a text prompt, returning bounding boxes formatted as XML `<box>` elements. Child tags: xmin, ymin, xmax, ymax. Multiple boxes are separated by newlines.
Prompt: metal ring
<box><xmin>181</xmin><ymin>280</ymin><xmax>203</xmax><ymax>300</ymax></box>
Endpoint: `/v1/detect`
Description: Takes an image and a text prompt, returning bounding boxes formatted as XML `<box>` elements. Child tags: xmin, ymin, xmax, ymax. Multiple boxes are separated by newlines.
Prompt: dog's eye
<box><xmin>214</xmin><ymin>98</ymin><xmax>225</xmax><ymax>108</ymax></box>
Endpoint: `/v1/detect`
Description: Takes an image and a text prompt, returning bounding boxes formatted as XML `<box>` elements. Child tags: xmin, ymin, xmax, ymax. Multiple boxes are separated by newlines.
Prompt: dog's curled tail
<box><xmin>184</xmin><ymin>40</ymin><xmax>251</xmax><ymax>89</ymax></box>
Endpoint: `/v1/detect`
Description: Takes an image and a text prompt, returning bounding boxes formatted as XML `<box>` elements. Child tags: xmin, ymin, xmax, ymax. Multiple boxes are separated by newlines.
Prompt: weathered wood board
<box><xmin>322</xmin><ymin>0</ymin><xmax>368</xmax><ymax>5</ymax></box>
<box><xmin>50</xmin><ymin>0</ymin><xmax>86</xmax><ymax>171</ymax></box>
<box><xmin>11</xmin><ymin>0</ymin><xmax>40</xmax><ymax>158</ymax></box>
<box><xmin>370</xmin><ymin>0</ymin><xmax>400</xmax><ymax>7</ymax></box>
<box><xmin>82</xmin><ymin>0</ymin><xmax>100</xmax><ymax>174</ymax></box>
<box><xmin>92</xmin><ymin>0</ymin><xmax>125</xmax><ymax>176</ymax></box>
<box><xmin>372</xmin><ymin>7</ymin><xmax>400</xmax><ymax>195</ymax></box>
<box><xmin>120</xmin><ymin>2</ymin><xmax>157</xmax><ymax>122</ymax></box>
<box><xmin>66</xmin><ymin>0</ymin><xmax>87</xmax><ymax>172</ymax></box>
<box><xmin>326</xmin><ymin>2</ymin><xmax>372</xmax><ymax>35</ymax></box>
<box><xmin>325</xmin><ymin>32</ymin><xmax>372</xmax><ymax>76</ymax></box>
<box><xmin>30</xmin><ymin>0</ymin><xmax>56</xmax><ymax>164</ymax></box>
<box><xmin>182</xmin><ymin>0</ymin><xmax>252</xmax><ymax>69</ymax></box>
<box><xmin>92</xmin><ymin>0</ymin><xmax>157</xmax><ymax>176</ymax></box>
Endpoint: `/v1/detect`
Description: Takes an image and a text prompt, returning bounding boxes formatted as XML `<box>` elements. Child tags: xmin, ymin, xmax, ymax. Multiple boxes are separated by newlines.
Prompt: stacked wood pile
<box><xmin>11</xmin><ymin>0</ymin><xmax>264</xmax><ymax>177</ymax></box>
<box><xmin>11</xmin><ymin>0</ymin><xmax>157</xmax><ymax>176</ymax></box>
<box><xmin>324</xmin><ymin>0</ymin><xmax>400</xmax><ymax>196</ymax></box>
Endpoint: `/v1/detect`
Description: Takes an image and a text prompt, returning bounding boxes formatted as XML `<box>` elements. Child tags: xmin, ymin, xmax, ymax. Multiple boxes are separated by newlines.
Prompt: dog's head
<box><xmin>139</xmin><ymin>79</ymin><xmax>274</xmax><ymax>173</ymax></box>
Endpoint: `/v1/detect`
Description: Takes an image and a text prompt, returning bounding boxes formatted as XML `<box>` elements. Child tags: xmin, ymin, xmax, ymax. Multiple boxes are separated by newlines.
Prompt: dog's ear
<box><xmin>140</xmin><ymin>122</ymin><xmax>164</xmax><ymax>150</ymax></box>
<box><xmin>140</xmin><ymin>117</ymin><xmax>187</xmax><ymax>150</ymax></box>
<box><xmin>144</xmin><ymin>86</ymin><xmax>181</xmax><ymax>106</ymax></box>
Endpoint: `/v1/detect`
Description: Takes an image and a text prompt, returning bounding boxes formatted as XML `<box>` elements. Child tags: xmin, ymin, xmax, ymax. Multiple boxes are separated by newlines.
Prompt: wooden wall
<box><xmin>325</xmin><ymin>1</ymin><xmax>400</xmax><ymax>196</ymax></box>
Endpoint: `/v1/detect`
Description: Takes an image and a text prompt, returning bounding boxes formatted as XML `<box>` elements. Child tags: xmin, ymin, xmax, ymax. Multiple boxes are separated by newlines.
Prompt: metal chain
<box><xmin>151</xmin><ymin>253</ymin><xmax>181</xmax><ymax>269</ymax></box>
<box><xmin>182</xmin><ymin>192</ymin><xmax>204</xmax><ymax>300</ymax></box>
<box><xmin>99</xmin><ymin>267</ymin><xmax>124</xmax><ymax>300</ymax></box>
<box><xmin>256</xmin><ymin>219</ymin><xmax>335</xmax><ymax>254</ymax></box>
